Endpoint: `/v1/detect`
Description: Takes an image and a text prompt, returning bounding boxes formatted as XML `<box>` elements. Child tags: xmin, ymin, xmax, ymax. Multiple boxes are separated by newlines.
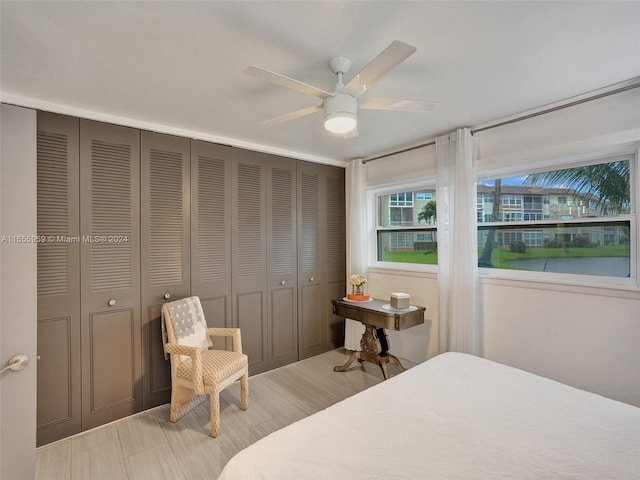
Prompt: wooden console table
<box><xmin>332</xmin><ymin>297</ymin><xmax>425</xmax><ymax>380</ymax></box>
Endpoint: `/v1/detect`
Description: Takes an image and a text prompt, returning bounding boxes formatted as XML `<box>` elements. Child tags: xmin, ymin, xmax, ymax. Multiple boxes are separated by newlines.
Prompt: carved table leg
<box><xmin>387</xmin><ymin>354</ymin><xmax>407</xmax><ymax>373</ymax></box>
<box><xmin>333</xmin><ymin>351</ymin><xmax>362</xmax><ymax>372</ymax></box>
<box><xmin>334</xmin><ymin>324</ymin><xmax>406</xmax><ymax>379</ymax></box>
<box><xmin>378</xmin><ymin>359</ymin><xmax>390</xmax><ymax>380</ymax></box>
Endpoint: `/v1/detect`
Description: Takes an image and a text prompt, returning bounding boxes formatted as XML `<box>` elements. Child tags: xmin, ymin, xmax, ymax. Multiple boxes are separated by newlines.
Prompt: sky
<box><xmin>477</xmin><ymin>175</ymin><xmax>528</xmax><ymax>187</ymax></box>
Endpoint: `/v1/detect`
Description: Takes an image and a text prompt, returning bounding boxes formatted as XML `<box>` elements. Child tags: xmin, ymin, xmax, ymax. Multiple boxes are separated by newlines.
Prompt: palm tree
<box><xmin>478</xmin><ymin>179</ymin><xmax>501</xmax><ymax>267</ymax></box>
<box><xmin>524</xmin><ymin>161</ymin><xmax>630</xmax><ymax>214</ymax></box>
<box><xmin>417</xmin><ymin>200</ymin><xmax>437</xmax><ymax>225</ymax></box>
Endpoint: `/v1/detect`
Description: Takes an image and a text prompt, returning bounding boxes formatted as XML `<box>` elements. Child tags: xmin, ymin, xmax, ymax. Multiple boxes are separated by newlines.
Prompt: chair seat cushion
<box><xmin>176</xmin><ymin>350</ymin><xmax>248</xmax><ymax>386</ymax></box>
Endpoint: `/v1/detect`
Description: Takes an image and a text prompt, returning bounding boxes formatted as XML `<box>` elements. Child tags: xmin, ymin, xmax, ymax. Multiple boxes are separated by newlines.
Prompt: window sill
<box><xmin>368</xmin><ymin>262</ymin><xmax>437</xmax><ymax>279</ymax></box>
<box><xmin>368</xmin><ymin>263</ymin><xmax>639</xmax><ymax>299</ymax></box>
<box><xmin>478</xmin><ymin>271</ymin><xmax>640</xmax><ymax>299</ymax></box>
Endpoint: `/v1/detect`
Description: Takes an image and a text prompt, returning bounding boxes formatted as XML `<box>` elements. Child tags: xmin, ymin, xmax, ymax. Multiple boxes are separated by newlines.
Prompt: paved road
<box><xmin>506</xmin><ymin>257</ymin><xmax>629</xmax><ymax>277</ymax></box>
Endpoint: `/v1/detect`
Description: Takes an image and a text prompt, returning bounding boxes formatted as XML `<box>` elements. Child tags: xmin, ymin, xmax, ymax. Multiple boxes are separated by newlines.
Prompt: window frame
<box><xmin>368</xmin><ymin>146</ymin><xmax>639</xmax><ymax>287</ymax></box>
<box><xmin>369</xmin><ymin>182</ymin><xmax>438</xmax><ymax>272</ymax></box>
<box><xmin>475</xmin><ymin>151</ymin><xmax>638</xmax><ymax>287</ymax></box>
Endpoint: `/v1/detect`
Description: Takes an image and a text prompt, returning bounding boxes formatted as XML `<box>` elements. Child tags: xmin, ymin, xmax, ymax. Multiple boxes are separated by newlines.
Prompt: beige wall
<box><xmin>482</xmin><ymin>278</ymin><xmax>640</xmax><ymax>406</ymax></box>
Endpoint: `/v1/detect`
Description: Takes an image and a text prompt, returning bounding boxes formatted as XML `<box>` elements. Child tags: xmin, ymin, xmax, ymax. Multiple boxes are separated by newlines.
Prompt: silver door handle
<box><xmin>163</xmin><ymin>293</ymin><xmax>171</xmax><ymax>300</ymax></box>
<box><xmin>108</xmin><ymin>299</ymin><xmax>117</xmax><ymax>306</ymax></box>
<box><xmin>280</xmin><ymin>281</ymin><xmax>285</xmax><ymax>286</ymax></box>
<box><xmin>0</xmin><ymin>354</ymin><xmax>29</xmax><ymax>374</ymax></box>
<box><xmin>309</xmin><ymin>277</ymin><xmax>314</xmax><ymax>282</ymax></box>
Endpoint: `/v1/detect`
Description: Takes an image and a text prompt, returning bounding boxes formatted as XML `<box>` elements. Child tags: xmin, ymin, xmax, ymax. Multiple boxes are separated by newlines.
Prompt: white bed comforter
<box><xmin>218</xmin><ymin>353</ymin><xmax>640</xmax><ymax>479</ymax></box>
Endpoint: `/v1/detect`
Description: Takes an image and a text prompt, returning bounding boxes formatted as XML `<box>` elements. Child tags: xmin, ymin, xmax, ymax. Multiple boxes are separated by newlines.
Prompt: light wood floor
<box><xmin>36</xmin><ymin>348</ymin><xmax>412</xmax><ymax>480</ymax></box>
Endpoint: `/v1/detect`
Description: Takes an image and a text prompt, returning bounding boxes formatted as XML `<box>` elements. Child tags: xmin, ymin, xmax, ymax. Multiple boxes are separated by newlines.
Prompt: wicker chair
<box><xmin>161</xmin><ymin>296</ymin><xmax>248</xmax><ymax>437</ymax></box>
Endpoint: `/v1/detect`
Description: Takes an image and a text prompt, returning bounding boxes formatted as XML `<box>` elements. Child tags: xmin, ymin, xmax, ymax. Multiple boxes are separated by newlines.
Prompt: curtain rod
<box><xmin>361</xmin><ymin>80</ymin><xmax>640</xmax><ymax>165</ymax></box>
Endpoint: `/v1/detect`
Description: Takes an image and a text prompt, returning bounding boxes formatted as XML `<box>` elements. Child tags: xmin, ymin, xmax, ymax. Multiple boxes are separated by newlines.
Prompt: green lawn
<box><xmin>381</xmin><ymin>250</ymin><xmax>438</xmax><ymax>264</ymax></box>
<box><xmin>381</xmin><ymin>244</ymin><xmax>629</xmax><ymax>266</ymax></box>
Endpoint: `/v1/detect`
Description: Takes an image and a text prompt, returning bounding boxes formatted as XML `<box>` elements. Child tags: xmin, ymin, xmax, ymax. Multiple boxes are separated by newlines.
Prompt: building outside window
<box><xmin>388</xmin><ymin>192</ymin><xmax>414</xmax><ymax>226</ymax></box>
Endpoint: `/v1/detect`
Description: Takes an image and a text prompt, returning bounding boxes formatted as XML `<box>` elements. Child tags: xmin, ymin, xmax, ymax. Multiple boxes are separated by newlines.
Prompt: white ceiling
<box><xmin>2</xmin><ymin>1</ymin><xmax>639</xmax><ymax>165</ymax></box>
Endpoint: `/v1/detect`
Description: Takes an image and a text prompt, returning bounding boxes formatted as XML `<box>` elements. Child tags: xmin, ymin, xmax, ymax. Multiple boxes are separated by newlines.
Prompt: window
<box><xmin>476</xmin><ymin>157</ymin><xmax>632</xmax><ymax>278</ymax></box>
<box><xmin>377</xmin><ymin>189</ymin><xmax>437</xmax><ymax>265</ymax></box>
<box><xmin>389</xmin><ymin>192</ymin><xmax>413</xmax><ymax>207</ymax></box>
<box><xmin>374</xmin><ymin>156</ymin><xmax>635</xmax><ymax>280</ymax></box>
<box><xmin>502</xmin><ymin>194</ymin><xmax>522</xmax><ymax>206</ymax></box>
<box><xmin>387</xmin><ymin>192</ymin><xmax>414</xmax><ymax>226</ymax></box>
<box><xmin>416</xmin><ymin>233</ymin><xmax>434</xmax><ymax>242</ymax></box>
<box><xmin>389</xmin><ymin>232</ymin><xmax>413</xmax><ymax>249</ymax></box>
<box><xmin>523</xmin><ymin>195</ymin><xmax>543</xmax><ymax>211</ymax></box>
<box><xmin>522</xmin><ymin>230</ymin><xmax>543</xmax><ymax>247</ymax></box>
<box><xmin>416</xmin><ymin>192</ymin><xmax>433</xmax><ymax>200</ymax></box>
<box><xmin>502</xmin><ymin>212</ymin><xmax>522</xmax><ymax>222</ymax></box>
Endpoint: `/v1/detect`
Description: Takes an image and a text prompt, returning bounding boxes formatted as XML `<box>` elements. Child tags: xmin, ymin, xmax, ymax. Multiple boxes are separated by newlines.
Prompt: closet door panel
<box><xmin>270</xmin><ymin>287</ymin><xmax>297</xmax><ymax>364</ymax></box>
<box><xmin>232</xmin><ymin>150</ymin><xmax>268</xmax><ymax>375</ymax></box>
<box><xmin>36</xmin><ymin>111</ymin><xmax>81</xmax><ymax>446</ymax></box>
<box><xmin>89</xmin><ymin>308</ymin><xmax>137</xmax><ymax>410</ymax></box>
<box><xmin>191</xmin><ymin>141</ymin><xmax>232</xmax><ymax>350</ymax></box>
<box><xmin>141</xmin><ymin>131</ymin><xmax>190</xmax><ymax>409</ymax></box>
<box><xmin>297</xmin><ymin>163</ymin><xmax>325</xmax><ymax>359</ymax></box>
<box><xmin>80</xmin><ymin>119</ymin><xmax>141</xmax><ymax>430</ymax></box>
<box><xmin>267</xmin><ymin>156</ymin><xmax>297</xmax><ymax>369</ymax></box>
<box><xmin>324</xmin><ymin>168</ymin><xmax>346</xmax><ymax>348</ymax></box>
<box><xmin>299</xmin><ymin>283</ymin><xmax>323</xmax><ymax>355</ymax></box>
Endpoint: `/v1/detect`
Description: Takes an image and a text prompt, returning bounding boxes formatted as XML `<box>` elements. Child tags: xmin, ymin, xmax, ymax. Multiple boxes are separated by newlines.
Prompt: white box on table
<box><xmin>390</xmin><ymin>292</ymin><xmax>410</xmax><ymax>309</ymax></box>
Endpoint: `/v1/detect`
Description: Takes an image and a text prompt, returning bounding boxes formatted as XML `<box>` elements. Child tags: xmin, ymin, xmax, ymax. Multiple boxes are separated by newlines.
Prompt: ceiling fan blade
<box><xmin>343</xmin><ymin>40</ymin><xmax>417</xmax><ymax>96</ymax></box>
<box><xmin>359</xmin><ymin>97</ymin><xmax>439</xmax><ymax>112</ymax></box>
<box><xmin>258</xmin><ymin>105</ymin><xmax>323</xmax><ymax>127</ymax></box>
<box><xmin>244</xmin><ymin>65</ymin><xmax>331</xmax><ymax>99</ymax></box>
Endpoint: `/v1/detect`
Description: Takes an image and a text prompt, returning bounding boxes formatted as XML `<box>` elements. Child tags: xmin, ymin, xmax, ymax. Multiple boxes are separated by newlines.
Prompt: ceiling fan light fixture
<box><xmin>323</xmin><ymin>93</ymin><xmax>357</xmax><ymax>134</ymax></box>
<box><xmin>324</xmin><ymin>112</ymin><xmax>357</xmax><ymax>134</ymax></box>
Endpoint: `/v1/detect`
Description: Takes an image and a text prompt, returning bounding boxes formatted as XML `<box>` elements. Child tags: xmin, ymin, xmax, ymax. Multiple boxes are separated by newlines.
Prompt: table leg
<box><xmin>378</xmin><ymin>359</ymin><xmax>389</xmax><ymax>380</ymax></box>
<box><xmin>334</xmin><ymin>325</ymin><xmax>406</xmax><ymax>379</ymax></box>
<box><xmin>387</xmin><ymin>354</ymin><xmax>407</xmax><ymax>373</ymax></box>
<box><xmin>333</xmin><ymin>351</ymin><xmax>361</xmax><ymax>373</ymax></box>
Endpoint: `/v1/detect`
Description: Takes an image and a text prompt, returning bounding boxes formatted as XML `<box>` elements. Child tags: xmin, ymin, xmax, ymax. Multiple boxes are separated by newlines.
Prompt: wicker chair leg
<box><xmin>170</xmin><ymin>385</ymin><xmax>206</xmax><ymax>422</ymax></box>
<box><xmin>210</xmin><ymin>391</ymin><xmax>221</xmax><ymax>438</ymax></box>
<box><xmin>240</xmin><ymin>374</ymin><xmax>249</xmax><ymax>411</ymax></box>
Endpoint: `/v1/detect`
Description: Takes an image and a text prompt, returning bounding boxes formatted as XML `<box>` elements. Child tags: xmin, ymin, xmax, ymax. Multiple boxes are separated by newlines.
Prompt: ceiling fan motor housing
<box><xmin>323</xmin><ymin>93</ymin><xmax>357</xmax><ymax>133</ymax></box>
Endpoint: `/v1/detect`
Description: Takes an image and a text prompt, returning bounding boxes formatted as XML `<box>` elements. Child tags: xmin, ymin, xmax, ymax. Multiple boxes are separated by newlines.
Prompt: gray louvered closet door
<box><xmin>324</xmin><ymin>166</ymin><xmax>346</xmax><ymax>348</ymax></box>
<box><xmin>267</xmin><ymin>155</ymin><xmax>298</xmax><ymax>369</ymax></box>
<box><xmin>298</xmin><ymin>161</ymin><xmax>324</xmax><ymax>359</ymax></box>
<box><xmin>298</xmin><ymin>161</ymin><xmax>346</xmax><ymax>359</ymax></box>
<box><xmin>79</xmin><ymin>119</ymin><xmax>142</xmax><ymax>430</ymax></box>
<box><xmin>36</xmin><ymin>112</ymin><xmax>81</xmax><ymax>446</ymax></box>
<box><xmin>232</xmin><ymin>149</ymin><xmax>268</xmax><ymax>375</ymax></box>
<box><xmin>141</xmin><ymin>132</ymin><xmax>190</xmax><ymax>409</ymax></box>
<box><xmin>191</xmin><ymin>141</ymin><xmax>232</xmax><ymax>349</ymax></box>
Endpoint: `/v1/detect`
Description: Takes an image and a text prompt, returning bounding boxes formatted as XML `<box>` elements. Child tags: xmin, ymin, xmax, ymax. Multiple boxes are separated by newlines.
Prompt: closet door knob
<box><xmin>108</xmin><ymin>299</ymin><xmax>117</xmax><ymax>307</ymax></box>
<box><xmin>163</xmin><ymin>293</ymin><xmax>171</xmax><ymax>300</ymax></box>
<box><xmin>280</xmin><ymin>280</ymin><xmax>286</xmax><ymax>286</ymax></box>
<box><xmin>309</xmin><ymin>277</ymin><xmax>314</xmax><ymax>282</ymax></box>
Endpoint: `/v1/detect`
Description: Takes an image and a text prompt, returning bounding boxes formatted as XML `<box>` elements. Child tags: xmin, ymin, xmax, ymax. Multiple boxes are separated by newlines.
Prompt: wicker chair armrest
<box><xmin>206</xmin><ymin>328</ymin><xmax>243</xmax><ymax>353</ymax></box>
<box><xmin>164</xmin><ymin>342</ymin><xmax>204</xmax><ymax>394</ymax></box>
<box><xmin>164</xmin><ymin>343</ymin><xmax>198</xmax><ymax>356</ymax></box>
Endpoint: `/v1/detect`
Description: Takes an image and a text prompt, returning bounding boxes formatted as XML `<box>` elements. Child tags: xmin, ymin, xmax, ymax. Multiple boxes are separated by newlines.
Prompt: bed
<box><xmin>218</xmin><ymin>352</ymin><xmax>639</xmax><ymax>479</ymax></box>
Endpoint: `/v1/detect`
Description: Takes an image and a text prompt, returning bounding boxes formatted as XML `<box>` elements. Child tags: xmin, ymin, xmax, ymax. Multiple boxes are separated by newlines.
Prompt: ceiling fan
<box><xmin>244</xmin><ymin>40</ymin><xmax>438</xmax><ymax>137</ymax></box>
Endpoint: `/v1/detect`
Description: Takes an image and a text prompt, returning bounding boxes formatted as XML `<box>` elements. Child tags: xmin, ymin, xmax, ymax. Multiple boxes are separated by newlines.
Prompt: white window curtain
<box><xmin>344</xmin><ymin>158</ymin><xmax>367</xmax><ymax>350</ymax></box>
<box><xmin>435</xmin><ymin>128</ymin><xmax>481</xmax><ymax>355</ymax></box>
